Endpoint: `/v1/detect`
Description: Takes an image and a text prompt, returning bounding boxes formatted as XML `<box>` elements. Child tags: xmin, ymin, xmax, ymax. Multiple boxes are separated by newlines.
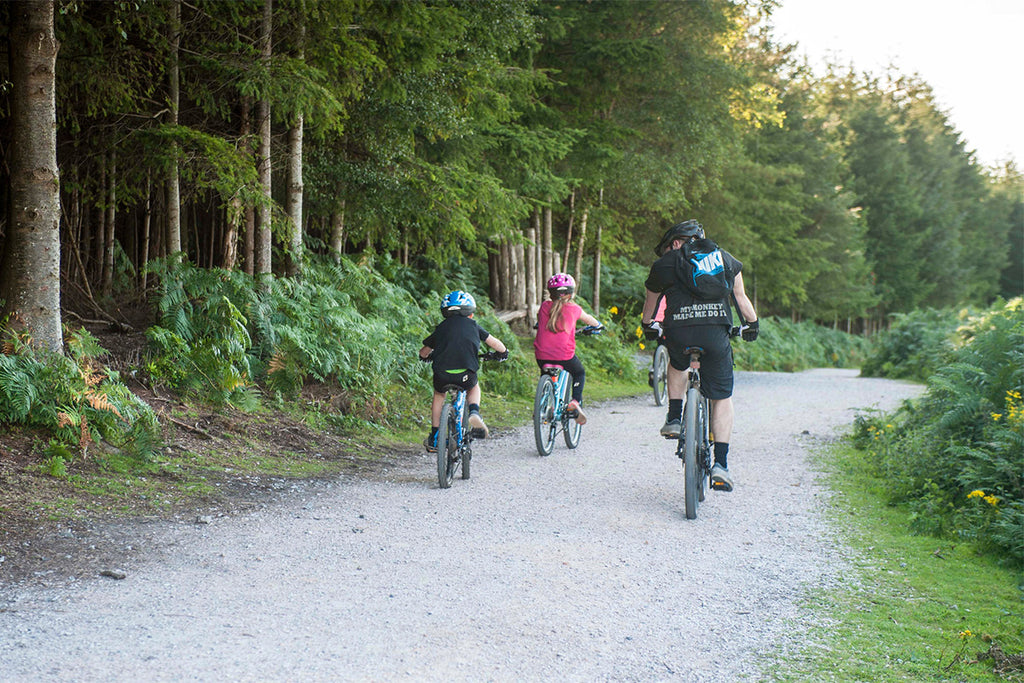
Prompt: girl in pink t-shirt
<box><xmin>533</xmin><ymin>273</ymin><xmax>602</xmax><ymax>424</ymax></box>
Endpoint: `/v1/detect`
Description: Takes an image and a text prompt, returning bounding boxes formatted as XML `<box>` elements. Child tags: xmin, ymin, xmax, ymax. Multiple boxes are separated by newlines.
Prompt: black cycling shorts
<box><xmin>432</xmin><ymin>369</ymin><xmax>478</xmax><ymax>393</ymax></box>
<box><xmin>663</xmin><ymin>325</ymin><xmax>734</xmax><ymax>400</ymax></box>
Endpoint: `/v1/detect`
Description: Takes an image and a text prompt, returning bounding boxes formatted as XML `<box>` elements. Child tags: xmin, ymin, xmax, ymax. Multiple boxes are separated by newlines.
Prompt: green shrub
<box><xmin>0</xmin><ymin>327</ymin><xmax>161</xmax><ymax>462</ymax></box>
<box><xmin>851</xmin><ymin>298</ymin><xmax>1024</xmax><ymax>566</ymax></box>
<box><xmin>732</xmin><ymin>316</ymin><xmax>871</xmax><ymax>372</ymax></box>
<box><xmin>860</xmin><ymin>307</ymin><xmax>962</xmax><ymax>380</ymax></box>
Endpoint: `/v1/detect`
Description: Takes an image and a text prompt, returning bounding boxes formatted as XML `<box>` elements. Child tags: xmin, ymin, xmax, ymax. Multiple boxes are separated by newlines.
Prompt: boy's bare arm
<box><xmin>419</xmin><ymin>345</ymin><xmax>433</xmax><ymax>359</ymax></box>
<box><xmin>485</xmin><ymin>335</ymin><xmax>507</xmax><ymax>353</ymax></box>
<box><xmin>580</xmin><ymin>311</ymin><xmax>601</xmax><ymax>327</ymax></box>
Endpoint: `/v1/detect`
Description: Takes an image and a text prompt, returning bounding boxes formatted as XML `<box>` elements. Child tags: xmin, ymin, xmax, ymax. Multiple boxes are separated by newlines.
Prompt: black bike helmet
<box><xmin>654</xmin><ymin>219</ymin><xmax>704</xmax><ymax>255</ymax></box>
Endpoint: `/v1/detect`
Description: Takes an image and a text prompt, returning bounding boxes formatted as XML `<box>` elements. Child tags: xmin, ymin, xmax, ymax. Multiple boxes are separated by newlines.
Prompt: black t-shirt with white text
<box><xmin>644</xmin><ymin>248</ymin><xmax>742</xmax><ymax>328</ymax></box>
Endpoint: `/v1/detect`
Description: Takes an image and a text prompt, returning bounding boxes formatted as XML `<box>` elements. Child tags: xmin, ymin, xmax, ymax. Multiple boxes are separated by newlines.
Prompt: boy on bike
<box><xmin>419</xmin><ymin>290</ymin><xmax>508</xmax><ymax>453</ymax></box>
<box><xmin>641</xmin><ymin>220</ymin><xmax>758</xmax><ymax>491</ymax></box>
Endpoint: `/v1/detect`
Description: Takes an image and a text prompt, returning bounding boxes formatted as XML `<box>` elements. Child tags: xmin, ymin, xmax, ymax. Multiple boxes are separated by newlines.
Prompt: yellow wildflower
<box><xmin>960</xmin><ymin>630</ymin><xmax>973</xmax><ymax>640</ymax></box>
<box><xmin>635</xmin><ymin>325</ymin><xmax>643</xmax><ymax>339</ymax></box>
<box><xmin>609</xmin><ymin>306</ymin><xmax>619</xmax><ymax>315</ymax></box>
<box><xmin>991</xmin><ymin>413</ymin><xmax>1003</xmax><ymax>422</ymax></box>
<box><xmin>639</xmin><ymin>342</ymin><xmax>646</xmax><ymax>351</ymax></box>
<box><xmin>984</xmin><ymin>494</ymin><xmax>999</xmax><ymax>506</ymax></box>
<box><xmin>967</xmin><ymin>490</ymin><xmax>985</xmax><ymax>499</ymax></box>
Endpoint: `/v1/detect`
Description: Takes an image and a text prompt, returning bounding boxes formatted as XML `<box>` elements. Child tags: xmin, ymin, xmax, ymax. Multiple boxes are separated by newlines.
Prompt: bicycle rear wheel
<box><xmin>437</xmin><ymin>403</ymin><xmax>458</xmax><ymax>488</ymax></box>
<box><xmin>697</xmin><ymin>399</ymin><xmax>708</xmax><ymax>503</ymax></box>
<box><xmin>562</xmin><ymin>374</ymin><xmax>582</xmax><ymax>449</ymax></box>
<box><xmin>460</xmin><ymin>403</ymin><xmax>471</xmax><ymax>480</ymax></box>
<box><xmin>682</xmin><ymin>386</ymin><xmax>701</xmax><ymax>519</ymax></box>
<box><xmin>652</xmin><ymin>344</ymin><xmax>669</xmax><ymax>406</ymax></box>
<box><xmin>533</xmin><ymin>376</ymin><xmax>557</xmax><ymax>456</ymax></box>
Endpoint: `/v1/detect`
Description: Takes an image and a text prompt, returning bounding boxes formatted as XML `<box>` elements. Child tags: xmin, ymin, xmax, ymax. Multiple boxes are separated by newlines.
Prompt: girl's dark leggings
<box><xmin>535</xmin><ymin>355</ymin><xmax>585</xmax><ymax>403</ymax></box>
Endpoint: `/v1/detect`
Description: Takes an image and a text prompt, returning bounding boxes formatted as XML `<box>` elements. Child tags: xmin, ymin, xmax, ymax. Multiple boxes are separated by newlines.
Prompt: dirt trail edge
<box><xmin>0</xmin><ymin>369</ymin><xmax>922</xmax><ymax>682</ymax></box>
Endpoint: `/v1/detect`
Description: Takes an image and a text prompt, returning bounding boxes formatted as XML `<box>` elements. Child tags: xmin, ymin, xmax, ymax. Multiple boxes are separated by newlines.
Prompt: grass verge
<box><xmin>763</xmin><ymin>440</ymin><xmax>1024</xmax><ymax>682</ymax></box>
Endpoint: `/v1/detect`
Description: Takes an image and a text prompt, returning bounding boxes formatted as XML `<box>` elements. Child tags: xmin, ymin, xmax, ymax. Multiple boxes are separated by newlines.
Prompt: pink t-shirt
<box><xmin>534</xmin><ymin>300</ymin><xmax>583</xmax><ymax>361</ymax></box>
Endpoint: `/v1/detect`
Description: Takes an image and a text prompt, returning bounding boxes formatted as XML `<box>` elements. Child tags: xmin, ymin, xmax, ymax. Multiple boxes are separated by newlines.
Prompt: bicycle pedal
<box><xmin>711</xmin><ymin>481</ymin><xmax>732</xmax><ymax>492</ymax></box>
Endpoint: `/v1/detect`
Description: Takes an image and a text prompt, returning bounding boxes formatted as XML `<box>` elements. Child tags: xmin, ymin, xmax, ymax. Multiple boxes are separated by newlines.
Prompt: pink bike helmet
<box><xmin>547</xmin><ymin>272</ymin><xmax>576</xmax><ymax>297</ymax></box>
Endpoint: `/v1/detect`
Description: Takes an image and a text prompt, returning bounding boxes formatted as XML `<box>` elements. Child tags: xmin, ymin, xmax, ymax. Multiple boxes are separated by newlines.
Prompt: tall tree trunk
<box><xmin>531</xmin><ymin>209</ymin><xmax>542</xmax><ymax>303</ymax></box>
<box><xmin>573</xmin><ymin>207</ymin><xmax>588</xmax><ymax>287</ymax></box>
<box><xmin>525</xmin><ymin>225</ymin><xmax>537</xmax><ymax>319</ymax></box>
<box><xmin>166</xmin><ymin>0</ymin><xmax>182</xmax><ymax>255</ymax></box>
<box><xmin>93</xmin><ymin>158</ymin><xmax>106</xmax><ymax>282</ymax></box>
<box><xmin>562</xmin><ymin>189</ymin><xmax>575</xmax><ymax>272</ymax></box>
<box><xmin>592</xmin><ymin>221</ymin><xmax>602</xmax><ymax>311</ymax></box>
<box><xmin>101</xmin><ymin>150</ymin><xmax>116</xmax><ymax>297</ymax></box>
<box><xmin>140</xmin><ymin>171</ymin><xmax>151</xmax><ymax>289</ymax></box>
<box><xmin>329</xmin><ymin>198</ymin><xmax>345</xmax><ymax>263</ymax></box>
<box><xmin>235</xmin><ymin>95</ymin><xmax>254</xmax><ymax>275</ymax></box>
<box><xmin>255</xmin><ymin>0</ymin><xmax>273</xmax><ymax>277</ymax></box>
<box><xmin>1</xmin><ymin>0</ymin><xmax>63</xmax><ymax>353</ymax></box>
<box><xmin>542</xmin><ymin>206</ymin><xmax>553</xmax><ymax>284</ymax></box>
<box><xmin>591</xmin><ymin>187</ymin><xmax>604</xmax><ymax>310</ymax></box>
<box><xmin>285</xmin><ymin>3</ymin><xmax>305</xmax><ymax>277</ymax></box>
<box><xmin>513</xmin><ymin>241</ymin><xmax>526</xmax><ymax>311</ymax></box>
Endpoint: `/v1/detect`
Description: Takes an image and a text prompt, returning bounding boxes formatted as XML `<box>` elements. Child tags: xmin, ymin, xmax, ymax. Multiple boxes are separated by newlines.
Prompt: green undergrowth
<box><xmin>762</xmin><ymin>441</ymin><xmax>1024</xmax><ymax>682</ymax></box>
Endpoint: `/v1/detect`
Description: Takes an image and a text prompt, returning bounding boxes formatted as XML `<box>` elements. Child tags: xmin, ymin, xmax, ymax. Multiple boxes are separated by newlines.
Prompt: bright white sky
<box><xmin>767</xmin><ymin>0</ymin><xmax>1023</xmax><ymax>169</ymax></box>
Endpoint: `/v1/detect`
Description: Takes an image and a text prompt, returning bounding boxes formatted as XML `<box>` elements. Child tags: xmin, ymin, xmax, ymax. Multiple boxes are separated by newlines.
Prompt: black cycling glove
<box><xmin>741</xmin><ymin>319</ymin><xmax>759</xmax><ymax>342</ymax></box>
<box><xmin>642</xmin><ymin>321</ymin><xmax>662</xmax><ymax>341</ymax></box>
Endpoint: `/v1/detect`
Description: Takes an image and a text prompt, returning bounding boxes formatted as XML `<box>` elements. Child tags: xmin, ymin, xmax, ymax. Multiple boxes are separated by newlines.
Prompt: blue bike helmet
<box><xmin>441</xmin><ymin>290</ymin><xmax>476</xmax><ymax>317</ymax></box>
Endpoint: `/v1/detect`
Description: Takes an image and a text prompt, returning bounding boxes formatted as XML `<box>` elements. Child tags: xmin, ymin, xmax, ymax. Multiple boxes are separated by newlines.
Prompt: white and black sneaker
<box><xmin>710</xmin><ymin>464</ymin><xmax>733</xmax><ymax>492</ymax></box>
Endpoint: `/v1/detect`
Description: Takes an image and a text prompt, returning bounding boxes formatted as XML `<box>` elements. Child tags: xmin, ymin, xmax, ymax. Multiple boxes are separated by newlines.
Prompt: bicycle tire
<box><xmin>437</xmin><ymin>403</ymin><xmax>458</xmax><ymax>488</ymax></box>
<box><xmin>460</xmin><ymin>402</ymin><xmax>471</xmax><ymax>480</ymax></box>
<box><xmin>533</xmin><ymin>376</ymin><xmax>557</xmax><ymax>456</ymax></box>
<box><xmin>682</xmin><ymin>385</ymin><xmax>701</xmax><ymax>519</ymax></box>
<box><xmin>562</xmin><ymin>374</ymin><xmax>582</xmax><ymax>449</ymax></box>
<box><xmin>697</xmin><ymin>399</ymin><xmax>708</xmax><ymax>503</ymax></box>
<box><xmin>652</xmin><ymin>344</ymin><xmax>669</xmax><ymax>406</ymax></box>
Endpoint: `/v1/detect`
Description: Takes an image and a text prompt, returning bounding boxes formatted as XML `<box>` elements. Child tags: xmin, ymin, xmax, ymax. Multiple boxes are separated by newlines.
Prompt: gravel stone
<box><xmin>0</xmin><ymin>369</ymin><xmax>922</xmax><ymax>681</ymax></box>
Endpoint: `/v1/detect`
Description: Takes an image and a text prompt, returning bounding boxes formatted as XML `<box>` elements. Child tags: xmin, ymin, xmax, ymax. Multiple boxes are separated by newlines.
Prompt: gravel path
<box><xmin>0</xmin><ymin>369</ymin><xmax>922</xmax><ymax>682</ymax></box>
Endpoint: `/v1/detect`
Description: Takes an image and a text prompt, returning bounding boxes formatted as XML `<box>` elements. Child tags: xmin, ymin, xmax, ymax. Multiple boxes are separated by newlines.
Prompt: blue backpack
<box><xmin>677</xmin><ymin>238</ymin><xmax>732</xmax><ymax>300</ymax></box>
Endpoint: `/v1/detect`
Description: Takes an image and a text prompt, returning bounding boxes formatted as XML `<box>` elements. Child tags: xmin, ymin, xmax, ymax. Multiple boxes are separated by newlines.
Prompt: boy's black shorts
<box><xmin>663</xmin><ymin>325</ymin><xmax>734</xmax><ymax>400</ymax></box>
<box><xmin>433</xmin><ymin>369</ymin><xmax>478</xmax><ymax>393</ymax></box>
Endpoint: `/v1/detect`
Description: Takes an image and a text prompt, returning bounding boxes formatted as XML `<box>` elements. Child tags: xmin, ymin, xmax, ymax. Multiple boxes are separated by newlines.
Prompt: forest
<box><xmin>1</xmin><ymin>0</ymin><xmax>1020</xmax><ymax>358</ymax></box>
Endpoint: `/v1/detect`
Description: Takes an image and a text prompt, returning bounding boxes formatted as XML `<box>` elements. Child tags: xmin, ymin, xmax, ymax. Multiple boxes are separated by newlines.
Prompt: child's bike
<box><xmin>427</xmin><ymin>351</ymin><xmax>507</xmax><ymax>489</ymax></box>
<box><xmin>532</xmin><ymin>325</ymin><xmax>603</xmax><ymax>456</ymax></box>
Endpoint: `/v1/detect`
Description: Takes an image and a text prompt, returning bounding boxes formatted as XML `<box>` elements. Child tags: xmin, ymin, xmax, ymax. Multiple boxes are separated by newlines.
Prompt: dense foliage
<box><xmin>853</xmin><ymin>299</ymin><xmax>1024</xmax><ymax>565</ymax></box>
<box><xmin>1</xmin><ymin>1</ymin><xmax>1018</xmax><ymax>344</ymax></box>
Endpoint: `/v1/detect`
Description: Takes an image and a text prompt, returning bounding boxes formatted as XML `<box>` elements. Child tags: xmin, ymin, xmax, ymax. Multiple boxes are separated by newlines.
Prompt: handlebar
<box><xmin>420</xmin><ymin>351</ymin><xmax>509</xmax><ymax>362</ymax></box>
<box><xmin>576</xmin><ymin>324</ymin><xmax>604</xmax><ymax>337</ymax></box>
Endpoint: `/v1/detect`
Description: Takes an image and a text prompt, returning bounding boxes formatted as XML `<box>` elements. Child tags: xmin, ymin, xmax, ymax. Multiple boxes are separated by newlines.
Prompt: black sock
<box><xmin>430</xmin><ymin>426</ymin><xmax>438</xmax><ymax>438</ymax></box>
<box><xmin>468</xmin><ymin>403</ymin><xmax>480</xmax><ymax>415</ymax></box>
<box><xmin>667</xmin><ymin>399</ymin><xmax>683</xmax><ymax>422</ymax></box>
<box><xmin>714</xmin><ymin>442</ymin><xmax>729</xmax><ymax>468</ymax></box>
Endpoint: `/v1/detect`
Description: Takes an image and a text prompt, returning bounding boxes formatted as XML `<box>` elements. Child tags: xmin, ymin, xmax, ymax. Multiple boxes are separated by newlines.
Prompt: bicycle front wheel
<box><xmin>562</xmin><ymin>374</ymin><xmax>582</xmax><ymax>449</ymax></box>
<box><xmin>533</xmin><ymin>376</ymin><xmax>557</xmax><ymax>456</ymax></box>
<box><xmin>652</xmin><ymin>344</ymin><xmax>669</xmax><ymax>406</ymax></box>
<box><xmin>437</xmin><ymin>403</ymin><xmax>458</xmax><ymax>488</ymax></box>
<box><xmin>682</xmin><ymin>386</ymin><xmax>701</xmax><ymax>519</ymax></box>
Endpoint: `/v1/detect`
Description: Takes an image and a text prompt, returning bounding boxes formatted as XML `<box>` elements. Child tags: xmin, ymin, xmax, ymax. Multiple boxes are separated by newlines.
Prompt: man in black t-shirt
<box><xmin>641</xmin><ymin>220</ymin><xmax>759</xmax><ymax>492</ymax></box>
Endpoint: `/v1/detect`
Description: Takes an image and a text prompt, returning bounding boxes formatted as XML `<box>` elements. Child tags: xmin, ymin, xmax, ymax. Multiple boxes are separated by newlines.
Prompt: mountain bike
<box><xmin>673</xmin><ymin>327</ymin><xmax>741</xmax><ymax>519</ymax></box>
<box><xmin>533</xmin><ymin>325</ymin><xmax>603</xmax><ymax>456</ymax></box>
<box><xmin>425</xmin><ymin>351</ymin><xmax>506</xmax><ymax>489</ymax></box>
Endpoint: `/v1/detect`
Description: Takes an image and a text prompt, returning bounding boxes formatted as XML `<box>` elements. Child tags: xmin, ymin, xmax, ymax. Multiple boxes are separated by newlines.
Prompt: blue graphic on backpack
<box><xmin>678</xmin><ymin>238</ymin><xmax>732</xmax><ymax>300</ymax></box>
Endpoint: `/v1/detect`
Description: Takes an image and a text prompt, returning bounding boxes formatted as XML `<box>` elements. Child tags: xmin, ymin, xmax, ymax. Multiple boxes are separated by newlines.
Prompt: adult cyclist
<box><xmin>640</xmin><ymin>219</ymin><xmax>759</xmax><ymax>492</ymax></box>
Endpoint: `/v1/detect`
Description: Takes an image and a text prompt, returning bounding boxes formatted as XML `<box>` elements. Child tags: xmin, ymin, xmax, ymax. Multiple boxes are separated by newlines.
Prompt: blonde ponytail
<box><xmin>546</xmin><ymin>294</ymin><xmax>570</xmax><ymax>333</ymax></box>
